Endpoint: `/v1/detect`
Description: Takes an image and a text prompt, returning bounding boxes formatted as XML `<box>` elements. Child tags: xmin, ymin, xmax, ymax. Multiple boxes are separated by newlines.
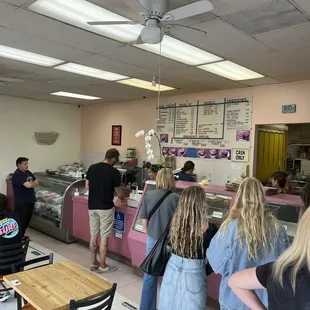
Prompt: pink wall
<box><xmin>81</xmin><ymin>80</ymin><xmax>310</xmax><ymax>171</ymax></box>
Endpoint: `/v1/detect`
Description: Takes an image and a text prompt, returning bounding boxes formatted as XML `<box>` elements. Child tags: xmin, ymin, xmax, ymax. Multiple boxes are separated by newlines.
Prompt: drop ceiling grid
<box><xmin>0</xmin><ymin>0</ymin><xmax>309</xmax><ymax>104</ymax></box>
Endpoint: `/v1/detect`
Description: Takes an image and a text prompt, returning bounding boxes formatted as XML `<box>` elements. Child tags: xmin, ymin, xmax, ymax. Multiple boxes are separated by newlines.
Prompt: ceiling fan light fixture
<box><xmin>197</xmin><ymin>61</ymin><xmax>264</xmax><ymax>81</ymax></box>
<box><xmin>28</xmin><ymin>0</ymin><xmax>143</xmax><ymax>43</ymax></box>
<box><xmin>117</xmin><ymin>78</ymin><xmax>174</xmax><ymax>91</ymax></box>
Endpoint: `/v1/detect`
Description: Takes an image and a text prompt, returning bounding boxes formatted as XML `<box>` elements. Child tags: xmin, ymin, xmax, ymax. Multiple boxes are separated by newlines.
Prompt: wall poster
<box><xmin>111</xmin><ymin>125</ymin><xmax>122</xmax><ymax>146</ymax></box>
<box><xmin>157</xmin><ymin>97</ymin><xmax>252</xmax><ymax>161</ymax></box>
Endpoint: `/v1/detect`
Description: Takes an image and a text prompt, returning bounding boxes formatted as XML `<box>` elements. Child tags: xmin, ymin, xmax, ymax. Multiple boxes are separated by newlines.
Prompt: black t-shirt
<box><xmin>256</xmin><ymin>262</ymin><xmax>310</xmax><ymax>310</ymax></box>
<box><xmin>12</xmin><ymin>169</ymin><xmax>36</xmax><ymax>206</ymax></box>
<box><xmin>178</xmin><ymin>172</ymin><xmax>195</xmax><ymax>182</ymax></box>
<box><xmin>0</xmin><ymin>211</ymin><xmax>23</xmax><ymax>275</ymax></box>
<box><xmin>86</xmin><ymin>162</ymin><xmax>121</xmax><ymax>210</ymax></box>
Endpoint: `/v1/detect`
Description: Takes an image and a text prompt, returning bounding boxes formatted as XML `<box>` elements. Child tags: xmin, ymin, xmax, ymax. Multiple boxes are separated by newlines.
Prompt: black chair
<box><xmin>69</xmin><ymin>283</ymin><xmax>117</xmax><ymax>310</ymax></box>
<box><xmin>12</xmin><ymin>253</ymin><xmax>53</xmax><ymax>310</ymax></box>
<box><xmin>0</xmin><ymin>240</ymin><xmax>29</xmax><ymax>293</ymax></box>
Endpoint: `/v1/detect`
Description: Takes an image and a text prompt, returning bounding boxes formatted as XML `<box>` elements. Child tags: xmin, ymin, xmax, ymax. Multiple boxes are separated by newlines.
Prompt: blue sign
<box><xmin>113</xmin><ymin>212</ymin><xmax>125</xmax><ymax>233</ymax></box>
<box><xmin>282</xmin><ymin>104</ymin><xmax>296</xmax><ymax>114</ymax></box>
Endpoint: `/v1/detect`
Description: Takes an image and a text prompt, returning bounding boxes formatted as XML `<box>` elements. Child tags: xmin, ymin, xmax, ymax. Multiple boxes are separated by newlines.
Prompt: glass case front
<box><xmin>268</xmin><ymin>203</ymin><xmax>299</xmax><ymax>237</ymax></box>
<box><xmin>34</xmin><ymin>173</ymin><xmax>71</xmax><ymax>226</ymax></box>
<box><xmin>206</xmin><ymin>194</ymin><xmax>232</xmax><ymax>221</ymax></box>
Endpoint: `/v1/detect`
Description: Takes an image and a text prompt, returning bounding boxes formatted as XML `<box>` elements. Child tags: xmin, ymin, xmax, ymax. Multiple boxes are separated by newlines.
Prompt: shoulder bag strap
<box><xmin>147</xmin><ymin>191</ymin><xmax>172</xmax><ymax>221</ymax></box>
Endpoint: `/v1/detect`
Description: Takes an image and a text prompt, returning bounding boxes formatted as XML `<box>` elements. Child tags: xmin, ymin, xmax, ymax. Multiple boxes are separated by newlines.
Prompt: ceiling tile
<box><xmin>209</xmin><ymin>0</ymin><xmax>273</xmax><ymax>17</ymax></box>
<box><xmin>76</xmin><ymin>54</ymin><xmax>154</xmax><ymax>77</ymax></box>
<box><xmin>170</xmin><ymin>18</ymin><xmax>271</xmax><ymax>60</ymax></box>
<box><xmin>254</xmin><ymin>22</ymin><xmax>310</xmax><ymax>50</ymax></box>
<box><xmin>221</xmin><ymin>0</ymin><xmax>308</xmax><ymax>35</ymax></box>
<box><xmin>1</xmin><ymin>0</ymin><xmax>28</xmax><ymax>7</ymax></box>
<box><xmin>293</xmin><ymin>0</ymin><xmax>310</xmax><ymax>16</ymax></box>
<box><xmin>0</xmin><ymin>1</ymin><xmax>18</xmax><ymax>21</ymax></box>
<box><xmin>99</xmin><ymin>44</ymin><xmax>188</xmax><ymax>71</ymax></box>
<box><xmin>240</xmin><ymin>77</ymin><xmax>280</xmax><ymax>86</ymax></box>
<box><xmin>0</xmin><ymin>9</ymin><xmax>124</xmax><ymax>54</ymax></box>
<box><xmin>0</xmin><ymin>27</ymin><xmax>92</xmax><ymax>62</ymax></box>
<box><xmin>232</xmin><ymin>48</ymin><xmax>310</xmax><ymax>78</ymax></box>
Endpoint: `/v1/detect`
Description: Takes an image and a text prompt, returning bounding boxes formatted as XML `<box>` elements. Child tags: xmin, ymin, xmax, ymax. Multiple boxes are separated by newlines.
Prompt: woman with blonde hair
<box><xmin>207</xmin><ymin>177</ymin><xmax>289</xmax><ymax>310</ymax></box>
<box><xmin>229</xmin><ymin>207</ymin><xmax>310</xmax><ymax>310</ymax></box>
<box><xmin>158</xmin><ymin>186</ymin><xmax>218</xmax><ymax>310</ymax></box>
<box><xmin>140</xmin><ymin>168</ymin><xmax>180</xmax><ymax>310</ymax></box>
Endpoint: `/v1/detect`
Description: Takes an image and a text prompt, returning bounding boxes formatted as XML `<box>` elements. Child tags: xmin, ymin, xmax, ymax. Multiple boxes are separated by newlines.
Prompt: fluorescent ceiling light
<box><xmin>135</xmin><ymin>36</ymin><xmax>222</xmax><ymax>66</ymax></box>
<box><xmin>117</xmin><ymin>78</ymin><xmax>175</xmax><ymax>91</ymax></box>
<box><xmin>55</xmin><ymin>63</ymin><xmax>128</xmax><ymax>81</ymax></box>
<box><xmin>0</xmin><ymin>44</ymin><xmax>63</xmax><ymax>67</ymax></box>
<box><xmin>28</xmin><ymin>0</ymin><xmax>143</xmax><ymax>43</ymax></box>
<box><xmin>51</xmin><ymin>91</ymin><xmax>101</xmax><ymax>100</ymax></box>
<box><xmin>197</xmin><ymin>60</ymin><xmax>264</xmax><ymax>81</ymax></box>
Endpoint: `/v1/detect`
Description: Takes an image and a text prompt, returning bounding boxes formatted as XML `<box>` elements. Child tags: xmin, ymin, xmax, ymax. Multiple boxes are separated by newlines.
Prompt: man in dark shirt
<box><xmin>12</xmin><ymin>157</ymin><xmax>38</xmax><ymax>239</ymax></box>
<box><xmin>86</xmin><ymin>149</ymin><xmax>125</xmax><ymax>274</ymax></box>
<box><xmin>0</xmin><ymin>193</ymin><xmax>23</xmax><ymax>302</ymax></box>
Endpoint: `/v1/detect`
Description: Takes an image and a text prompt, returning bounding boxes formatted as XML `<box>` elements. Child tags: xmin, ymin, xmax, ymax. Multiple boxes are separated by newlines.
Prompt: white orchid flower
<box><xmin>145</xmin><ymin>135</ymin><xmax>152</xmax><ymax>142</ymax></box>
<box><xmin>147</xmin><ymin>154</ymin><xmax>155</xmax><ymax>160</ymax></box>
<box><xmin>135</xmin><ymin>130</ymin><xmax>145</xmax><ymax>137</ymax></box>
<box><xmin>148</xmin><ymin>129</ymin><xmax>155</xmax><ymax>136</ymax></box>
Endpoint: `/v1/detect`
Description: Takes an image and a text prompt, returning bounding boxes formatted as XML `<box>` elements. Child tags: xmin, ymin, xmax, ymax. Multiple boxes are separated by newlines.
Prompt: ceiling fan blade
<box><xmin>87</xmin><ymin>21</ymin><xmax>137</xmax><ymax>26</ymax></box>
<box><xmin>0</xmin><ymin>77</ymin><xmax>23</xmax><ymax>82</ymax></box>
<box><xmin>162</xmin><ymin>0</ymin><xmax>213</xmax><ymax>21</ymax></box>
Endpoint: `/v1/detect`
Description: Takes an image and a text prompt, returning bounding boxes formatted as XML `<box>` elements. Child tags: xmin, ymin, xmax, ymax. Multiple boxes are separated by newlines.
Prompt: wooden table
<box><xmin>3</xmin><ymin>261</ymin><xmax>112</xmax><ymax>310</ymax></box>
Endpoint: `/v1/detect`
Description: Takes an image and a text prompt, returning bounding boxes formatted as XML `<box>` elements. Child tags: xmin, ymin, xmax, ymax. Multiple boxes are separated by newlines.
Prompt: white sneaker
<box><xmin>0</xmin><ymin>291</ymin><xmax>12</xmax><ymax>302</ymax></box>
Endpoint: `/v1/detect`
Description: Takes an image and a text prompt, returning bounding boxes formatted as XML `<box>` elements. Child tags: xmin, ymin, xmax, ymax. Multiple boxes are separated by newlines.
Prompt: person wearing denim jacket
<box><xmin>207</xmin><ymin>177</ymin><xmax>290</xmax><ymax>310</ymax></box>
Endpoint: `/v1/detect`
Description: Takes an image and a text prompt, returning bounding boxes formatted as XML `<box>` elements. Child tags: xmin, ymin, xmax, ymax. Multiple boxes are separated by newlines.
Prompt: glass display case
<box><xmin>206</xmin><ymin>193</ymin><xmax>232</xmax><ymax>222</ymax></box>
<box><xmin>267</xmin><ymin>202</ymin><xmax>299</xmax><ymax>237</ymax></box>
<box><xmin>30</xmin><ymin>173</ymin><xmax>85</xmax><ymax>243</ymax></box>
<box><xmin>132</xmin><ymin>182</ymin><xmax>232</xmax><ymax>233</ymax></box>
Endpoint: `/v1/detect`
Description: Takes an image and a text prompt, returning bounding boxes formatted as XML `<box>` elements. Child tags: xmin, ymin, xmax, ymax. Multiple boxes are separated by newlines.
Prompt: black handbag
<box><xmin>140</xmin><ymin>191</ymin><xmax>172</xmax><ymax>277</ymax></box>
<box><xmin>140</xmin><ymin>222</ymin><xmax>171</xmax><ymax>277</ymax></box>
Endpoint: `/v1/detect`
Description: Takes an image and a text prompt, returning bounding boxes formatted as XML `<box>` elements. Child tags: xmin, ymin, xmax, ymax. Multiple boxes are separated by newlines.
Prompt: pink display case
<box><xmin>72</xmin><ymin>196</ymin><xmax>137</xmax><ymax>261</ymax></box>
<box><xmin>127</xmin><ymin>180</ymin><xmax>304</xmax><ymax>301</ymax></box>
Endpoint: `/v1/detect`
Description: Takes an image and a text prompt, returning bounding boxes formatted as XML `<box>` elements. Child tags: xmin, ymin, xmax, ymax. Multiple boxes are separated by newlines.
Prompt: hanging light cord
<box><xmin>157</xmin><ymin>40</ymin><xmax>162</xmax><ymax>119</ymax></box>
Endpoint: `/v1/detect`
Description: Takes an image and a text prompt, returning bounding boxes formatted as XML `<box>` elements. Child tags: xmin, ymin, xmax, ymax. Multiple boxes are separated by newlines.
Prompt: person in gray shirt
<box><xmin>139</xmin><ymin>168</ymin><xmax>179</xmax><ymax>310</ymax></box>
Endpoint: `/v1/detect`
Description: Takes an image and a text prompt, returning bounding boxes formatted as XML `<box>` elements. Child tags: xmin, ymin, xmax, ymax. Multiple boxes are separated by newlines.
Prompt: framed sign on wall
<box><xmin>111</xmin><ymin>125</ymin><xmax>122</xmax><ymax>146</ymax></box>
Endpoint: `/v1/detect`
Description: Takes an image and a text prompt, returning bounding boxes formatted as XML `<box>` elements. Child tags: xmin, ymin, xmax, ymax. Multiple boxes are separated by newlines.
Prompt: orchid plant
<box><xmin>135</xmin><ymin>129</ymin><xmax>162</xmax><ymax>162</ymax></box>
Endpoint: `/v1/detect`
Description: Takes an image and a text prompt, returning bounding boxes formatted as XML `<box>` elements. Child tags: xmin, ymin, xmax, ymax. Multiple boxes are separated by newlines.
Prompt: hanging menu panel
<box><xmin>157</xmin><ymin>104</ymin><xmax>175</xmax><ymax>135</ymax></box>
<box><xmin>174</xmin><ymin>103</ymin><xmax>198</xmax><ymax>139</ymax></box>
<box><xmin>225</xmin><ymin>99</ymin><xmax>251</xmax><ymax>131</ymax></box>
<box><xmin>197</xmin><ymin>102</ymin><xmax>225</xmax><ymax>139</ymax></box>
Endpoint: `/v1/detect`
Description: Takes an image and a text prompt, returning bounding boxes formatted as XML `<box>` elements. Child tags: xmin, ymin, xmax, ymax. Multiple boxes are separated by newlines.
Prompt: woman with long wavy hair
<box><xmin>158</xmin><ymin>186</ymin><xmax>218</xmax><ymax>310</ymax></box>
<box><xmin>229</xmin><ymin>206</ymin><xmax>310</xmax><ymax>310</ymax></box>
<box><xmin>207</xmin><ymin>177</ymin><xmax>289</xmax><ymax>310</ymax></box>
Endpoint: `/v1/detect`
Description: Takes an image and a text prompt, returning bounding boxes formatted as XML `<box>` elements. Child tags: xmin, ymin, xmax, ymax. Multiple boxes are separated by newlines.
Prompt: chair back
<box><xmin>0</xmin><ymin>240</ymin><xmax>29</xmax><ymax>275</ymax></box>
<box><xmin>69</xmin><ymin>283</ymin><xmax>117</xmax><ymax>310</ymax></box>
<box><xmin>12</xmin><ymin>253</ymin><xmax>54</xmax><ymax>273</ymax></box>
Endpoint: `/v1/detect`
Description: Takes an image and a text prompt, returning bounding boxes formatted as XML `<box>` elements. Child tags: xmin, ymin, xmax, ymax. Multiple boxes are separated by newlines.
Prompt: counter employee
<box><xmin>271</xmin><ymin>171</ymin><xmax>292</xmax><ymax>194</ymax></box>
<box><xmin>12</xmin><ymin>157</ymin><xmax>38</xmax><ymax>240</ymax></box>
<box><xmin>178</xmin><ymin>161</ymin><xmax>196</xmax><ymax>182</ymax></box>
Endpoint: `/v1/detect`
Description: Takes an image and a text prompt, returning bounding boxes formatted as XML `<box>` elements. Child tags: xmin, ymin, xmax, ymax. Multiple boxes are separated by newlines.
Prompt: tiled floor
<box><xmin>0</xmin><ymin>228</ymin><xmax>219</xmax><ymax>310</ymax></box>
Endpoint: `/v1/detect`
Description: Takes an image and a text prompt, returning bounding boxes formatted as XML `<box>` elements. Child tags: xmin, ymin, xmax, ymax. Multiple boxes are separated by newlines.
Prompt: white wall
<box><xmin>0</xmin><ymin>95</ymin><xmax>81</xmax><ymax>193</ymax></box>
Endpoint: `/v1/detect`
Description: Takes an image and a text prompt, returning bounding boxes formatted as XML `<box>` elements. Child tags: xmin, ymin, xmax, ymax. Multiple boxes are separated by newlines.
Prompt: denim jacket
<box><xmin>207</xmin><ymin>219</ymin><xmax>290</xmax><ymax>310</ymax></box>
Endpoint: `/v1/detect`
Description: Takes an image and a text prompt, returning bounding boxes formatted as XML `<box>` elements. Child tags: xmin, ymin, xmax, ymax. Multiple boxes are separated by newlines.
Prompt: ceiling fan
<box><xmin>87</xmin><ymin>0</ymin><xmax>214</xmax><ymax>44</ymax></box>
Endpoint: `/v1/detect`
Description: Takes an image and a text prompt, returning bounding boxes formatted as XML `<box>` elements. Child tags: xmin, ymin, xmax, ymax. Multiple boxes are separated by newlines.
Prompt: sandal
<box><xmin>90</xmin><ymin>264</ymin><xmax>99</xmax><ymax>271</ymax></box>
<box><xmin>97</xmin><ymin>266</ymin><xmax>117</xmax><ymax>274</ymax></box>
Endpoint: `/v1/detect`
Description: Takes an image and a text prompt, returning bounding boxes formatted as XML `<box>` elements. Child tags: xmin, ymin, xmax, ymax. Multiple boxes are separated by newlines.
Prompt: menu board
<box><xmin>157</xmin><ymin>97</ymin><xmax>252</xmax><ymax>160</ymax></box>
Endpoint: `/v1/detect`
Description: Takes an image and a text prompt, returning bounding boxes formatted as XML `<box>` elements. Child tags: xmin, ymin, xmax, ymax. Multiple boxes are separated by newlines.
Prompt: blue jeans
<box><xmin>158</xmin><ymin>254</ymin><xmax>207</xmax><ymax>310</ymax></box>
<box><xmin>140</xmin><ymin>237</ymin><xmax>157</xmax><ymax>310</ymax></box>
